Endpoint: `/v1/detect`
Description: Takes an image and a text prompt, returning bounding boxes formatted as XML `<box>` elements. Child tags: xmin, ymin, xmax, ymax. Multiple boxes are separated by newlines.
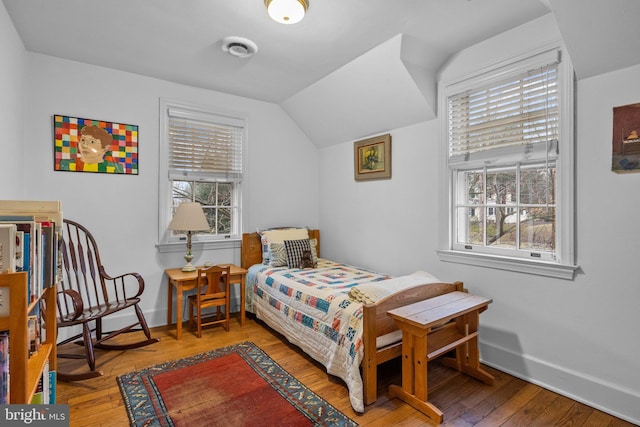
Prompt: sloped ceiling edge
<box><xmin>281</xmin><ymin>34</ymin><xmax>444</xmax><ymax>148</ymax></box>
<box><xmin>548</xmin><ymin>0</ymin><xmax>640</xmax><ymax>80</ymax></box>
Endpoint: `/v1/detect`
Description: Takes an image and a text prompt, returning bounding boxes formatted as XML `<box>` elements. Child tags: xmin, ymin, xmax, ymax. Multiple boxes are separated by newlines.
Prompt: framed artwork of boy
<box><xmin>54</xmin><ymin>115</ymin><xmax>139</xmax><ymax>175</ymax></box>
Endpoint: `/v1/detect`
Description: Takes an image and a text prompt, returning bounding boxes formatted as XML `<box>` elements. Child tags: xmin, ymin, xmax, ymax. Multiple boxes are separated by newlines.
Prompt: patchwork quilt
<box><xmin>246</xmin><ymin>259</ymin><xmax>391</xmax><ymax>412</ymax></box>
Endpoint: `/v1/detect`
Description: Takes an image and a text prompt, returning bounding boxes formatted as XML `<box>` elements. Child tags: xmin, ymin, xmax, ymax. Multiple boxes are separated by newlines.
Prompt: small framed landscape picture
<box><xmin>354</xmin><ymin>133</ymin><xmax>391</xmax><ymax>181</ymax></box>
<box><xmin>54</xmin><ymin>114</ymin><xmax>139</xmax><ymax>175</ymax></box>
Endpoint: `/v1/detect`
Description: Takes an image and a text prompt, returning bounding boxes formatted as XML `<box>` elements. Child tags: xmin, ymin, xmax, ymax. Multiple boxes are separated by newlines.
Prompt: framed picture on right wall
<box><xmin>354</xmin><ymin>133</ymin><xmax>392</xmax><ymax>181</ymax></box>
<box><xmin>611</xmin><ymin>102</ymin><xmax>640</xmax><ymax>173</ymax></box>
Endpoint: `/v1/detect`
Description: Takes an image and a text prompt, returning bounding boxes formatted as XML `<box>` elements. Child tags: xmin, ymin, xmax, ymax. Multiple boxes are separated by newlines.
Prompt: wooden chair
<box><xmin>56</xmin><ymin>219</ymin><xmax>159</xmax><ymax>381</ymax></box>
<box><xmin>188</xmin><ymin>265</ymin><xmax>231</xmax><ymax>337</ymax></box>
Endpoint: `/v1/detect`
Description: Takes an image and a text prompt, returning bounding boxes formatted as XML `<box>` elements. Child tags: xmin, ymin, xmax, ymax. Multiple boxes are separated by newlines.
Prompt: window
<box><xmin>438</xmin><ymin>48</ymin><xmax>577</xmax><ymax>279</ymax></box>
<box><xmin>158</xmin><ymin>99</ymin><xmax>245</xmax><ymax>246</ymax></box>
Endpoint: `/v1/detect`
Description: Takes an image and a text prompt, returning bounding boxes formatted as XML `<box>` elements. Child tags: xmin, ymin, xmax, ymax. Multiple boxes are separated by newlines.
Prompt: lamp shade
<box><xmin>265</xmin><ymin>0</ymin><xmax>308</xmax><ymax>24</ymax></box>
<box><xmin>168</xmin><ymin>202</ymin><xmax>210</xmax><ymax>232</ymax></box>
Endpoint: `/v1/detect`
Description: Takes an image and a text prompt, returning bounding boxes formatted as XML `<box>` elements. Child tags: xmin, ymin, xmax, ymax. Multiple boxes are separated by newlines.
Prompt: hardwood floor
<box><xmin>56</xmin><ymin>316</ymin><xmax>634</xmax><ymax>426</ymax></box>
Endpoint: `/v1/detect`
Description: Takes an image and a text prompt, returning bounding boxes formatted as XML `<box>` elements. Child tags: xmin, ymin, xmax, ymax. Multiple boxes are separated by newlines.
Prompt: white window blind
<box><xmin>168</xmin><ymin>108</ymin><xmax>243</xmax><ymax>182</ymax></box>
<box><xmin>439</xmin><ymin>46</ymin><xmax>578</xmax><ymax>279</ymax></box>
<box><xmin>448</xmin><ymin>51</ymin><xmax>560</xmax><ymax>168</ymax></box>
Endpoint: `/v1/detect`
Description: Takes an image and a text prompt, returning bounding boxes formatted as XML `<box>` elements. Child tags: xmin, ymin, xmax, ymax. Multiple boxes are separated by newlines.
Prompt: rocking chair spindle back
<box><xmin>56</xmin><ymin>219</ymin><xmax>159</xmax><ymax>381</ymax></box>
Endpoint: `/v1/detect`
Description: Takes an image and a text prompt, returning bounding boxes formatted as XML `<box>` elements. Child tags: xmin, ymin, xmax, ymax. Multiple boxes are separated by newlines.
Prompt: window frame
<box><xmin>157</xmin><ymin>98</ymin><xmax>246</xmax><ymax>251</ymax></box>
<box><xmin>452</xmin><ymin>161</ymin><xmax>557</xmax><ymax>261</ymax></box>
<box><xmin>170</xmin><ymin>179</ymin><xmax>240</xmax><ymax>238</ymax></box>
<box><xmin>437</xmin><ymin>45</ymin><xmax>578</xmax><ymax>280</ymax></box>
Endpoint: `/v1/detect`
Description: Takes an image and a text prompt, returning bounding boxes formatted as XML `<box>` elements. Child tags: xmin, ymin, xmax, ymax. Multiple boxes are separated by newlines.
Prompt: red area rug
<box><xmin>116</xmin><ymin>341</ymin><xmax>357</xmax><ymax>426</ymax></box>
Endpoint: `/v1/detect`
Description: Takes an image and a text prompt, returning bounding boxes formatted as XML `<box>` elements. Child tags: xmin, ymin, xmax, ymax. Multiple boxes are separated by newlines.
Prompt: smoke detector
<box><xmin>222</xmin><ymin>36</ymin><xmax>258</xmax><ymax>58</ymax></box>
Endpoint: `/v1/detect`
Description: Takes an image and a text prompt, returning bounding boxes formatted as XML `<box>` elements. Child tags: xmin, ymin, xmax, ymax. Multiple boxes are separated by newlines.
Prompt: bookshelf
<box><xmin>0</xmin><ymin>273</ymin><xmax>56</xmax><ymax>403</ymax></box>
<box><xmin>0</xmin><ymin>200</ymin><xmax>61</xmax><ymax>404</ymax></box>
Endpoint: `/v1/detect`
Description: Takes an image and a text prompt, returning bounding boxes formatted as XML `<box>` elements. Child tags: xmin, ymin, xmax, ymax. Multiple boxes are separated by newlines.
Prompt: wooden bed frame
<box><xmin>241</xmin><ymin>230</ymin><xmax>464</xmax><ymax>406</ymax></box>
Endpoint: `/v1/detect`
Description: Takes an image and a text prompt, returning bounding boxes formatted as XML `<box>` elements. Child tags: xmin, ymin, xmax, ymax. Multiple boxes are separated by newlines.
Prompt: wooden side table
<box><xmin>165</xmin><ymin>264</ymin><xmax>248</xmax><ymax>340</ymax></box>
<box><xmin>387</xmin><ymin>291</ymin><xmax>494</xmax><ymax>423</ymax></box>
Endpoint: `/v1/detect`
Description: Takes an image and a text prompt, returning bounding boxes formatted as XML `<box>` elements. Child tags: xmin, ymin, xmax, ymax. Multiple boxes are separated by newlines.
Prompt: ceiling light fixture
<box><xmin>265</xmin><ymin>0</ymin><xmax>308</xmax><ymax>25</ymax></box>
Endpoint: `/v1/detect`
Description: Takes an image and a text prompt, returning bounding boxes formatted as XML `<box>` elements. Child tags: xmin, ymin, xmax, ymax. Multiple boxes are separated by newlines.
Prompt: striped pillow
<box><xmin>309</xmin><ymin>238</ymin><xmax>318</xmax><ymax>263</ymax></box>
<box><xmin>268</xmin><ymin>242</ymin><xmax>288</xmax><ymax>267</ymax></box>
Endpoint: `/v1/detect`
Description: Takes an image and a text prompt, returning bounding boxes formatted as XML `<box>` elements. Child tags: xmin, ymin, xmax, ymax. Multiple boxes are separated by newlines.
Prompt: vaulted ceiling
<box><xmin>4</xmin><ymin>0</ymin><xmax>640</xmax><ymax>147</ymax></box>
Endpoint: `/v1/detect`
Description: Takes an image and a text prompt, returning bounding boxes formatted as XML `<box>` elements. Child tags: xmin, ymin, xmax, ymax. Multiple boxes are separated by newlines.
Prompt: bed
<box><xmin>241</xmin><ymin>229</ymin><xmax>464</xmax><ymax>412</ymax></box>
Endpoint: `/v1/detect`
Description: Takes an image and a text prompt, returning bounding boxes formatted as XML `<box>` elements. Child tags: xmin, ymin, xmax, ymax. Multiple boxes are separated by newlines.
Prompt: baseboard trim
<box><xmin>479</xmin><ymin>341</ymin><xmax>640</xmax><ymax>425</ymax></box>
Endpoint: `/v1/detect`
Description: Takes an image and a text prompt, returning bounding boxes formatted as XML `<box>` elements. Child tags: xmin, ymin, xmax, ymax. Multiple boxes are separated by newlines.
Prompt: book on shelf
<box><xmin>0</xmin><ymin>285</ymin><xmax>8</xmax><ymax>317</ymax></box>
<box><xmin>32</xmin><ymin>221</ymin><xmax>42</xmax><ymax>302</ymax></box>
<box><xmin>0</xmin><ymin>224</ymin><xmax>17</xmax><ymax>273</ymax></box>
<box><xmin>0</xmin><ymin>331</ymin><xmax>8</xmax><ymax>404</ymax></box>
<box><xmin>43</xmin><ymin>359</ymin><xmax>50</xmax><ymax>404</ymax></box>
<box><xmin>15</xmin><ymin>231</ymin><xmax>24</xmax><ymax>272</ymax></box>
<box><xmin>28</xmin><ymin>315</ymin><xmax>41</xmax><ymax>356</ymax></box>
<box><xmin>41</xmin><ymin>223</ymin><xmax>55</xmax><ymax>289</ymax></box>
<box><xmin>30</xmin><ymin>360</ymin><xmax>54</xmax><ymax>405</ymax></box>
<box><xmin>30</xmin><ymin>375</ymin><xmax>43</xmax><ymax>404</ymax></box>
<box><xmin>0</xmin><ymin>217</ymin><xmax>36</xmax><ymax>301</ymax></box>
<box><xmin>30</xmin><ymin>359</ymin><xmax>49</xmax><ymax>404</ymax></box>
<box><xmin>48</xmin><ymin>369</ymin><xmax>56</xmax><ymax>404</ymax></box>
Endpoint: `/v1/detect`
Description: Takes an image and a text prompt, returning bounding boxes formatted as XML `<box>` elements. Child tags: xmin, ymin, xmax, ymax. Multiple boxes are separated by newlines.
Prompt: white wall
<box><xmin>0</xmin><ymin>3</ymin><xmax>25</xmax><ymax>198</ymax></box>
<box><xmin>22</xmin><ymin>53</ymin><xmax>319</xmax><ymax>327</ymax></box>
<box><xmin>319</xmin><ymin>120</ymin><xmax>443</xmax><ymax>277</ymax></box>
<box><xmin>319</xmin><ymin>15</ymin><xmax>640</xmax><ymax>425</ymax></box>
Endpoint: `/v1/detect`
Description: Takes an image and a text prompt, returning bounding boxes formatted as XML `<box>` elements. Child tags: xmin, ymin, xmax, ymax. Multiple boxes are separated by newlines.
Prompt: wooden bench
<box><xmin>387</xmin><ymin>291</ymin><xmax>494</xmax><ymax>423</ymax></box>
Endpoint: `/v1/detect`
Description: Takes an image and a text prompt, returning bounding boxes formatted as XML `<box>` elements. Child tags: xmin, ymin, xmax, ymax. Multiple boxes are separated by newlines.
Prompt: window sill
<box><xmin>156</xmin><ymin>239</ymin><xmax>241</xmax><ymax>253</ymax></box>
<box><xmin>436</xmin><ymin>249</ymin><xmax>578</xmax><ymax>280</ymax></box>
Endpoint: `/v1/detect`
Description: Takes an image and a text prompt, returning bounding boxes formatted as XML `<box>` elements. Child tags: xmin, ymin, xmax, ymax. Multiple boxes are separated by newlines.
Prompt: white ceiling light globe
<box><xmin>266</xmin><ymin>0</ymin><xmax>307</xmax><ymax>25</ymax></box>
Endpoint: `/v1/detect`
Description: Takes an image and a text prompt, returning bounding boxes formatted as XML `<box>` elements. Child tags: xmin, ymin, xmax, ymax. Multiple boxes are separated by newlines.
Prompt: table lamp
<box><xmin>168</xmin><ymin>202</ymin><xmax>210</xmax><ymax>272</ymax></box>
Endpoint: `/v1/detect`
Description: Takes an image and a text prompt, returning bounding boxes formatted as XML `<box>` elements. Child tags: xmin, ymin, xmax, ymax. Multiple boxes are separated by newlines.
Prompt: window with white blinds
<box><xmin>158</xmin><ymin>99</ymin><xmax>245</xmax><ymax>244</ymax></box>
<box><xmin>438</xmin><ymin>47</ymin><xmax>577</xmax><ymax>279</ymax></box>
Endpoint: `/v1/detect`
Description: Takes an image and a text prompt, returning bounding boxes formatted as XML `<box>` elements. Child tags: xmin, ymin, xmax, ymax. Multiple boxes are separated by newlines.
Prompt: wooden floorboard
<box><xmin>55</xmin><ymin>316</ymin><xmax>635</xmax><ymax>426</ymax></box>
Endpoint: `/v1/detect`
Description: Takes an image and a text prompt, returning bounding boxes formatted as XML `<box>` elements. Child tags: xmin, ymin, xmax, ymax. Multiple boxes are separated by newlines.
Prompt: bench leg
<box><xmin>389</xmin><ymin>333</ymin><xmax>444</xmax><ymax>424</ymax></box>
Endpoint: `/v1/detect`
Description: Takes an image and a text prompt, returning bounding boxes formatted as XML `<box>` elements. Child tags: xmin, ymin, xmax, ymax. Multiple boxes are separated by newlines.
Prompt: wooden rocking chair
<box><xmin>56</xmin><ymin>219</ymin><xmax>159</xmax><ymax>381</ymax></box>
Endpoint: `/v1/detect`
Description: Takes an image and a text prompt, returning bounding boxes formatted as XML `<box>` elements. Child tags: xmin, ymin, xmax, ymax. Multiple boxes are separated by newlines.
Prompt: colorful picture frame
<box><xmin>54</xmin><ymin>115</ymin><xmax>139</xmax><ymax>175</ymax></box>
<box><xmin>611</xmin><ymin>103</ymin><xmax>640</xmax><ymax>173</ymax></box>
<box><xmin>354</xmin><ymin>133</ymin><xmax>391</xmax><ymax>181</ymax></box>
